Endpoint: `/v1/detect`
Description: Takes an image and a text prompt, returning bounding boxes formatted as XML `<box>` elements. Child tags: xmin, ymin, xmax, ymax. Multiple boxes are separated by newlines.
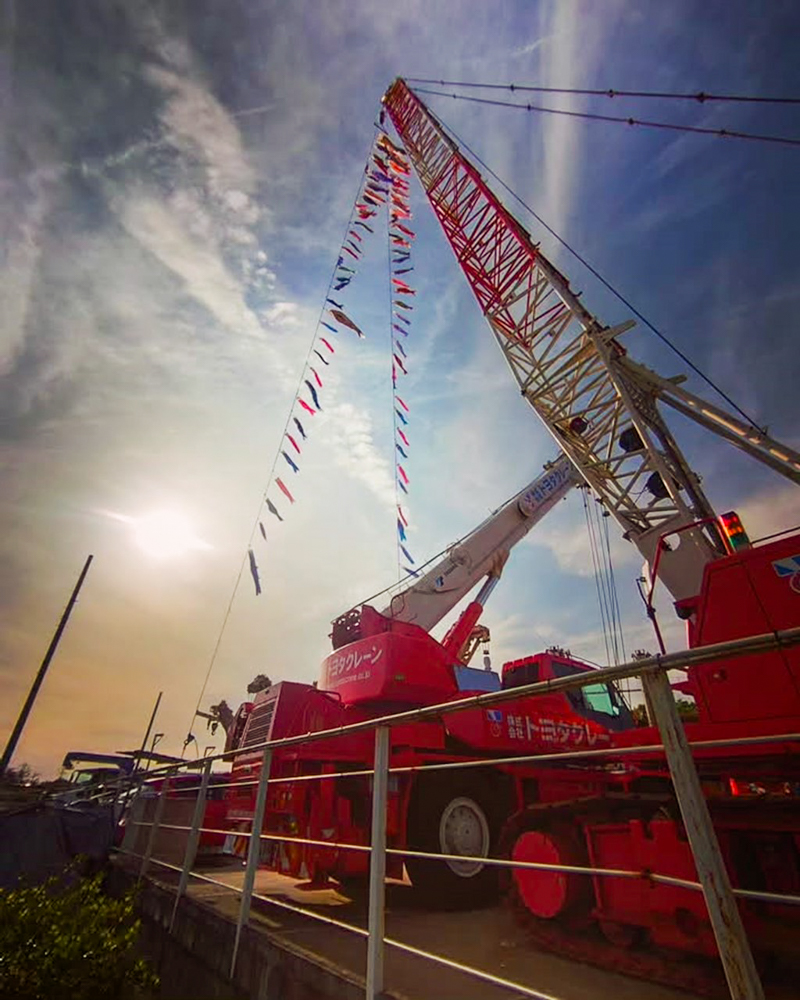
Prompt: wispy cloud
<box><xmin>145</xmin><ymin>63</ymin><xmax>259</xmax><ymax>204</ymax></box>
<box><xmin>738</xmin><ymin>482</ymin><xmax>800</xmax><ymax>539</ymax></box>
<box><xmin>533</xmin><ymin>0</ymin><xmax>623</xmax><ymax>243</ymax></box>
<box><xmin>324</xmin><ymin>401</ymin><xmax>397</xmax><ymax>508</ymax></box>
<box><xmin>0</xmin><ymin>183</ymin><xmax>48</xmax><ymax>376</ymax></box>
<box><xmin>113</xmin><ymin>190</ymin><xmax>266</xmax><ymax>341</ymax></box>
<box><xmin>526</xmin><ymin>493</ymin><xmax>641</xmax><ymax>580</ymax></box>
<box><xmin>511</xmin><ymin>36</ymin><xmax>551</xmax><ymax>59</ymax></box>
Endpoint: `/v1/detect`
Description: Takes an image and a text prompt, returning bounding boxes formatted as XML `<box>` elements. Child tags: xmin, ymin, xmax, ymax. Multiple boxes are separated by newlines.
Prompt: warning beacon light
<box><xmin>718</xmin><ymin>511</ymin><xmax>751</xmax><ymax>553</ymax></box>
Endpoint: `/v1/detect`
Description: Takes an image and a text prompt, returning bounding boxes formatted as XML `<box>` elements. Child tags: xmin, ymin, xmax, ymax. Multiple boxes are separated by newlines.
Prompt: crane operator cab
<box><xmin>502</xmin><ymin>649</ymin><xmax>636</xmax><ymax>733</ymax></box>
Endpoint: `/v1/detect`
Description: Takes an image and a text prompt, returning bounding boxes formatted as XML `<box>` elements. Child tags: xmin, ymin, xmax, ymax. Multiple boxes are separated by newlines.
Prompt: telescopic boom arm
<box><xmin>383</xmin><ymin>456</ymin><xmax>577</xmax><ymax>632</ymax></box>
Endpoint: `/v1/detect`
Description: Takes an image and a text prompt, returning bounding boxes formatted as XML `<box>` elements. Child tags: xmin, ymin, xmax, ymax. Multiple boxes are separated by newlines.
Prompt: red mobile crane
<box><xmin>223</xmin><ymin>79</ymin><xmax>800</xmax><ymax>988</ymax></box>
<box><xmin>225</xmin><ymin>455</ymin><xmax>635</xmax><ymax>907</ymax></box>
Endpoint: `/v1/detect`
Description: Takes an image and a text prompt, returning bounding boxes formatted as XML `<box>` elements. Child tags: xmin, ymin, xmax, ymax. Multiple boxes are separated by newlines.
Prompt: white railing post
<box><xmin>230</xmin><ymin>746</ymin><xmax>272</xmax><ymax>980</ymax></box>
<box><xmin>120</xmin><ymin>779</ymin><xmax>142</xmax><ymax>854</ymax></box>
<box><xmin>366</xmin><ymin>726</ymin><xmax>390</xmax><ymax>999</ymax></box>
<box><xmin>139</xmin><ymin>774</ymin><xmax>171</xmax><ymax>881</ymax></box>
<box><xmin>642</xmin><ymin>668</ymin><xmax>765</xmax><ymax>1000</ymax></box>
<box><xmin>170</xmin><ymin>760</ymin><xmax>212</xmax><ymax>932</ymax></box>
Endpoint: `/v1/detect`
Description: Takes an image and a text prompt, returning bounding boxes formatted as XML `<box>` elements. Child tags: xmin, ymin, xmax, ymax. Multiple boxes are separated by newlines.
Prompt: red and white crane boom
<box><xmin>381</xmin><ymin>79</ymin><xmax>800</xmax><ymax>603</ymax></box>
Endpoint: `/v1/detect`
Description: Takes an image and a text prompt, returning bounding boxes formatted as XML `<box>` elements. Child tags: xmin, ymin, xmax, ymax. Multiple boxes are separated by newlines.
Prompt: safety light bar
<box><xmin>719</xmin><ymin>511</ymin><xmax>751</xmax><ymax>553</ymax></box>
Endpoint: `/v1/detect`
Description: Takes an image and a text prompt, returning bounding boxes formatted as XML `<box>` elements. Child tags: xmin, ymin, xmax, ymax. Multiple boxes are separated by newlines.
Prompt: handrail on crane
<box><xmin>641</xmin><ymin>517</ymin><xmax>725</xmax><ymax>655</ymax></box>
<box><xmin>646</xmin><ymin>517</ymin><xmax>730</xmax><ymax>611</ymax></box>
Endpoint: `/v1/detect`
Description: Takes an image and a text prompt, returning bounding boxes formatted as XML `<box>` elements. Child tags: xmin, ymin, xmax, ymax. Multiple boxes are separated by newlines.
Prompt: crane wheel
<box><xmin>500</xmin><ymin>810</ymin><xmax>592</xmax><ymax>925</ymax></box>
<box><xmin>405</xmin><ymin>776</ymin><xmax>501</xmax><ymax>909</ymax></box>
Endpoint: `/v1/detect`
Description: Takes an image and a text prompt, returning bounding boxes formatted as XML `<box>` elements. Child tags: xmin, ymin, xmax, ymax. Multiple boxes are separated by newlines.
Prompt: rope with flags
<box><xmin>376</xmin><ymin>132</ymin><xmax>418</xmax><ymax>579</ymax></box>
<box><xmin>245</xmin><ymin>131</ymin><xmax>399</xmax><ymax>594</ymax></box>
<box><xmin>248</xmin><ymin>132</ymin><xmax>420</xmax><ymax>594</ymax></box>
<box><xmin>187</xmin><ymin>118</ymin><xmax>421</xmax><ymax>743</ymax></box>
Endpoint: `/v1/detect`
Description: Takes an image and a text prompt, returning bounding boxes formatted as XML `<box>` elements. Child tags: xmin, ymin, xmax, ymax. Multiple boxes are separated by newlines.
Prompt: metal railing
<box><xmin>104</xmin><ymin>627</ymin><xmax>800</xmax><ymax>1000</ymax></box>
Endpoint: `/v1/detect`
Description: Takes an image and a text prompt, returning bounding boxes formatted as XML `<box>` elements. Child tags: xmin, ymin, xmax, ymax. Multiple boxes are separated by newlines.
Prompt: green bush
<box><xmin>0</xmin><ymin>868</ymin><xmax>158</xmax><ymax>999</ymax></box>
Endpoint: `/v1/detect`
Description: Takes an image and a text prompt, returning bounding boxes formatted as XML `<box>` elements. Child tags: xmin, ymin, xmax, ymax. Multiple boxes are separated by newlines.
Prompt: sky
<box><xmin>1</xmin><ymin>0</ymin><xmax>799</xmax><ymax>777</ymax></box>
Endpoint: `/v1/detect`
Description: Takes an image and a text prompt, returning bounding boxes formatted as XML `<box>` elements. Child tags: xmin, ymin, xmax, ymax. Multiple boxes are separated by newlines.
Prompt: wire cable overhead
<box><xmin>406</xmin><ymin>79</ymin><xmax>800</xmax><ymax>106</ymax></box>
<box><xmin>413</xmin><ymin>87</ymin><xmax>800</xmax><ymax>149</ymax></box>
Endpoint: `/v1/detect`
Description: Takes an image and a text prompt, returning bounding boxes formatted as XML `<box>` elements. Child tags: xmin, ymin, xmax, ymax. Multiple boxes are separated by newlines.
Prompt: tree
<box><xmin>629</xmin><ymin>696</ymin><xmax>699</xmax><ymax>728</ymax></box>
<box><xmin>0</xmin><ymin>868</ymin><xmax>157</xmax><ymax>999</ymax></box>
<box><xmin>3</xmin><ymin>763</ymin><xmax>40</xmax><ymax>786</ymax></box>
<box><xmin>247</xmin><ymin>674</ymin><xmax>272</xmax><ymax>695</ymax></box>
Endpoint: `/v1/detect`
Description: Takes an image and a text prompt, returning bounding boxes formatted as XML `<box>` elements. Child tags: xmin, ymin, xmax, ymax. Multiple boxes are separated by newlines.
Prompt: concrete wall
<box><xmin>109</xmin><ymin>865</ymin><xmax>378</xmax><ymax>1000</ymax></box>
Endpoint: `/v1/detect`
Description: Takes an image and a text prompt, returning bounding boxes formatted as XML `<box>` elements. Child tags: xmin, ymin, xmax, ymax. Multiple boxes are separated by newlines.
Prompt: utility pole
<box><xmin>1</xmin><ymin>554</ymin><xmax>94</xmax><ymax>776</ymax></box>
<box><xmin>135</xmin><ymin>691</ymin><xmax>163</xmax><ymax>774</ymax></box>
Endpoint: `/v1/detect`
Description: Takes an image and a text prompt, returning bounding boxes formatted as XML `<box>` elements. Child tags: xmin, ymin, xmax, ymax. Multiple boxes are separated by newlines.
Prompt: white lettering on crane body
<box><xmin>327</xmin><ymin>644</ymin><xmax>384</xmax><ymax>680</ymax></box>
<box><xmin>492</xmin><ymin>710</ymin><xmax>610</xmax><ymax>746</ymax></box>
<box><xmin>518</xmin><ymin>463</ymin><xmax>572</xmax><ymax>517</ymax></box>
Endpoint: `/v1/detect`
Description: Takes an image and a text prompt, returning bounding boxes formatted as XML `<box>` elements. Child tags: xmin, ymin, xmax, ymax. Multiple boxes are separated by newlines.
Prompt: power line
<box><xmin>406</xmin><ymin>79</ymin><xmax>800</xmax><ymax>106</ymax></box>
<box><xmin>413</xmin><ymin>87</ymin><xmax>800</xmax><ymax>149</ymax></box>
<box><xmin>419</xmin><ymin>99</ymin><xmax>765</xmax><ymax>432</ymax></box>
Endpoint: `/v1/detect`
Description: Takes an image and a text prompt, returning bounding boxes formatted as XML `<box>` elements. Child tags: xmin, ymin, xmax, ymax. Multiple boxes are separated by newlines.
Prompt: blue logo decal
<box><xmin>772</xmin><ymin>555</ymin><xmax>800</xmax><ymax>578</ymax></box>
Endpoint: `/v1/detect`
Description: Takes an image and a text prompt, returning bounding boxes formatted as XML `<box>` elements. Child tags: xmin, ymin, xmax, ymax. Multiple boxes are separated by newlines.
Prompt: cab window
<box><xmin>551</xmin><ymin>662</ymin><xmax>634</xmax><ymax>732</ymax></box>
<box><xmin>583</xmin><ymin>683</ymin><xmax>618</xmax><ymax>716</ymax></box>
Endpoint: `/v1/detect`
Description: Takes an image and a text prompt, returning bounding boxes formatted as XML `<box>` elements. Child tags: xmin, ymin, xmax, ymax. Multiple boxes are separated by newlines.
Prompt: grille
<box><xmin>242</xmin><ymin>699</ymin><xmax>276</xmax><ymax>748</ymax></box>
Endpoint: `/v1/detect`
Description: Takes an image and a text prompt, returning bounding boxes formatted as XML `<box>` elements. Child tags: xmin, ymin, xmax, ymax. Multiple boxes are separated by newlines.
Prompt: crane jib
<box><xmin>382</xmin><ymin>78</ymin><xmax>800</xmax><ymax>603</ymax></box>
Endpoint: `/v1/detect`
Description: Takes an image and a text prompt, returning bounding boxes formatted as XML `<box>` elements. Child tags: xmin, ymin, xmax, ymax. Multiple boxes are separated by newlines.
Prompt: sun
<box><xmin>99</xmin><ymin>508</ymin><xmax>212</xmax><ymax>560</ymax></box>
<box><xmin>131</xmin><ymin>510</ymin><xmax>212</xmax><ymax>559</ymax></box>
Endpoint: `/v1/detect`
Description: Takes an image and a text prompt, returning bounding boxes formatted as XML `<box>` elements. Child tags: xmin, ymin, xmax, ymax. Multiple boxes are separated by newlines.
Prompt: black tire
<box><xmin>405</xmin><ymin>776</ymin><xmax>501</xmax><ymax>909</ymax></box>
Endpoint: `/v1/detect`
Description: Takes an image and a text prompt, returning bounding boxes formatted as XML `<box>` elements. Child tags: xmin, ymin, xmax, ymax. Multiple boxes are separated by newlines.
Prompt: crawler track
<box><xmin>498</xmin><ymin>796</ymin><xmax>800</xmax><ymax>999</ymax></box>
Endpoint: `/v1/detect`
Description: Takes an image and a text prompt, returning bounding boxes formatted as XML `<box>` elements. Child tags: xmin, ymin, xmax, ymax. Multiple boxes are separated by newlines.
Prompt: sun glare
<box><xmin>131</xmin><ymin>510</ymin><xmax>212</xmax><ymax>560</ymax></box>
